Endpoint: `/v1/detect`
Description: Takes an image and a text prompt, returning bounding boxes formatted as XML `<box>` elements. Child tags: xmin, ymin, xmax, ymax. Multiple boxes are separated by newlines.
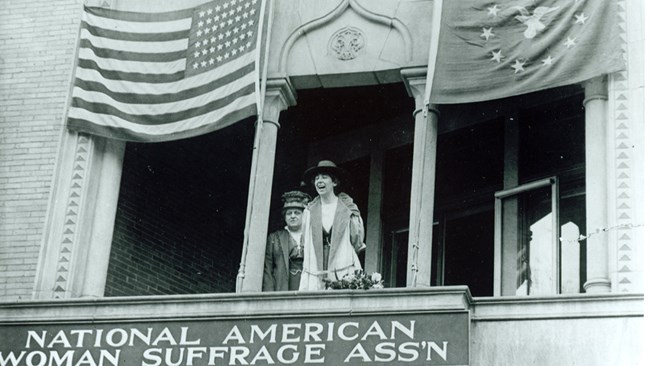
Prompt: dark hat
<box><xmin>302</xmin><ymin>160</ymin><xmax>347</xmax><ymax>184</ymax></box>
<box><xmin>281</xmin><ymin>190</ymin><xmax>311</xmax><ymax>212</ymax></box>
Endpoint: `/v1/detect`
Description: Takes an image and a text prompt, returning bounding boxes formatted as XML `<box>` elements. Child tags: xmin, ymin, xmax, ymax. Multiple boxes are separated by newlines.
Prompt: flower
<box><xmin>324</xmin><ymin>270</ymin><xmax>384</xmax><ymax>290</ymax></box>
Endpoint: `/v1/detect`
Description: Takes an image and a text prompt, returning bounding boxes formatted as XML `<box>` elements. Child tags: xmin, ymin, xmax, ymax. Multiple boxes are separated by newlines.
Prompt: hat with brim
<box><xmin>302</xmin><ymin>160</ymin><xmax>347</xmax><ymax>184</ymax></box>
<box><xmin>281</xmin><ymin>190</ymin><xmax>311</xmax><ymax>212</ymax></box>
<box><xmin>283</xmin><ymin>202</ymin><xmax>307</xmax><ymax>211</ymax></box>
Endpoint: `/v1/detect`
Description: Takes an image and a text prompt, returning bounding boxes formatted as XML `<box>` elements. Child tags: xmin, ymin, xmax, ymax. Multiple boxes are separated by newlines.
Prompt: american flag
<box><xmin>67</xmin><ymin>0</ymin><xmax>265</xmax><ymax>142</ymax></box>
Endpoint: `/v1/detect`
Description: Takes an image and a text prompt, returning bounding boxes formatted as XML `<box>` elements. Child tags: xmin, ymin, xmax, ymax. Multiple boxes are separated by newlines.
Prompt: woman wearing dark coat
<box><xmin>262</xmin><ymin>191</ymin><xmax>310</xmax><ymax>291</ymax></box>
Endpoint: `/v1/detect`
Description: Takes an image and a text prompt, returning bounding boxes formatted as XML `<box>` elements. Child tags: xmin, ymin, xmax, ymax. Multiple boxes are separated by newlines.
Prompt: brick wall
<box><xmin>105</xmin><ymin>138</ymin><xmax>249</xmax><ymax>296</ymax></box>
<box><xmin>0</xmin><ymin>0</ymin><xmax>83</xmax><ymax>300</ymax></box>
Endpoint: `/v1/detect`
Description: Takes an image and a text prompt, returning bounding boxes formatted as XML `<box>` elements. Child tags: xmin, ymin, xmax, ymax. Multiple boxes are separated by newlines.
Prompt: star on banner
<box><xmin>541</xmin><ymin>55</ymin><xmax>554</xmax><ymax>66</ymax></box>
<box><xmin>511</xmin><ymin>59</ymin><xmax>525</xmax><ymax>73</ymax></box>
<box><xmin>490</xmin><ymin>50</ymin><xmax>504</xmax><ymax>63</ymax></box>
<box><xmin>564</xmin><ymin>37</ymin><xmax>577</xmax><ymax>48</ymax></box>
<box><xmin>481</xmin><ymin>27</ymin><xmax>495</xmax><ymax>40</ymax></box>
<box><xmin>487</xmin><ymin>5</ymin><xmax>500</xmax><ymax>17</ymax></box>
<box><xmin>574</xmin><ymin>13</ymin><xmax>588</xmax><ymax>24</ymax></box>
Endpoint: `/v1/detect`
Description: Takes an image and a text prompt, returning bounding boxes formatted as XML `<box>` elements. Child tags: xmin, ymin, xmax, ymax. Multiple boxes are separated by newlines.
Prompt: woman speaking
<box><xmin>299</xmin><ymin>160</ymin><xmax>366</xmax><ymax>291</ymax></box>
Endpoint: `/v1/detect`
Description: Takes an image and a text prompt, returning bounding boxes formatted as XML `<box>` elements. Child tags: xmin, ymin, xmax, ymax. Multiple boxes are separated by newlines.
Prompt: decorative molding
<box><xmin>472</xmin><ymin>293</ymin><xmax>643</xmax><ymax>321</ymax></box>
<box><xmin>2</xmin><ymin>291</ymin><xmax>642</xmax><ymax>325</ymax></box>
<box><xmin>582</xmin><ymin>75</ymin><xmax>608</xmax><ymax>105</ymax></box>
<box><xmin>0</xmin><ymin>287</ymin><xmax>472</xmax><ymax>323</ymax></box>
<box><xmin>53</xmin><ymin>133</ymin><xmax>91</xmax><ymax>299</ymax></box>
<box><xmin>328</xmin><ymin>26</ymin><xmax>365</xmax><ymax>60</ymax></box>
<box><xmin>400</xmin><ymin>67</ymin><xmax>426</xmax><ymax>97</ymax></box>
<box><xmin>611</xmin><ymin>0</ymin><xmax>632</xmax><ymax>293</ymax></box>
<box><xmin>279</xmin><ymin>0</ymin><xmax>413</xmax><ymax>72</ymax></box>
<box><xmin>35</xmin><ymin>131</ymin><xmax>123</xmax><ymax>299</ymax></box>
<box><xmin>263</xmin><ymin>78</ymin><xmax>297</xmax><ymax>124</ymax></box>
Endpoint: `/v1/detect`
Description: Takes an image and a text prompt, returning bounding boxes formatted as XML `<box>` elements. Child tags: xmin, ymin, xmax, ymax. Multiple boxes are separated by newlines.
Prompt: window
<box><xmin>494</xmin><ymin>177</ymin><xmax>559</xmax><ymax>295</ymax></box>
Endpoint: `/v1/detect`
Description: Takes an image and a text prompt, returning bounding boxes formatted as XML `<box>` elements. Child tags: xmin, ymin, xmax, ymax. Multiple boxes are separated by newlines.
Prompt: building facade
<box><xmin>0</xmin><ymin>0</ymin><xmax>644</xmax><ymax>365</ymax></box>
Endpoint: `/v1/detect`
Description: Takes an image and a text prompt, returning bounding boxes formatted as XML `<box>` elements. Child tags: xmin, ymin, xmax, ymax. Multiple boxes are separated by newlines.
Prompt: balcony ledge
<box><xmin>0</xmin><ymin>287</ymin><xmax>642</xmax><ymax>324</ymax></box>
<box><xmin>0</xmin><ymin>286</ymin><xmax>471</xmax><ymax>324</ymax></box>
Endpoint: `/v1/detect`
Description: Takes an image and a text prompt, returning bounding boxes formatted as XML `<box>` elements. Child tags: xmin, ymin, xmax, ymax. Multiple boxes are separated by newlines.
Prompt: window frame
<box><xmin>493</xmin><ymin>176</ymin><xmax>559</xmax><ymax>296</ymax></box>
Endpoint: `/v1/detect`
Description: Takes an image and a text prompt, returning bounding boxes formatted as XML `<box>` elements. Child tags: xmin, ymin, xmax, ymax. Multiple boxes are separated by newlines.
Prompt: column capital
<box><xmin>582</xmin><ymin>75</ymin><xmax>608</xmax><ymax>105</ymax></box>
<box><xmin>263</xmin><ymin>78</ymin><xmax>297</xmax><ymax>125</ymax></box>
<box><xmin>400</xmin><ymin>67</ymin><xmax>427</xmax><ymax>101</ymax></box>
<box><xmin>401</xmin><ymin>67</ymin><xmax>438</xmax><ymax>118</ymax></box>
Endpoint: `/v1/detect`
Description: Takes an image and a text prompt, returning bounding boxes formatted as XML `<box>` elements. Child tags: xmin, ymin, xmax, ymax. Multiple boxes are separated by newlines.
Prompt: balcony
<box><xmin>0</xmin><ymin>287</ymin><xmax>641</xmax><ymax>365</ymax></box>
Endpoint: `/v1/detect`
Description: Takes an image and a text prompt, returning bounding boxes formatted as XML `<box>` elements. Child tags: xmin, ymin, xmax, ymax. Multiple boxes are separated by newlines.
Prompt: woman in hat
<box><xmin>262</xmin><ymin>191</ymin><xmax>311</xmax><ymax>291</ymax></box>
<box><xmin>299</xmin><ymin>160</ymin><xmax>366</xmax><ymax>291</ymax></box>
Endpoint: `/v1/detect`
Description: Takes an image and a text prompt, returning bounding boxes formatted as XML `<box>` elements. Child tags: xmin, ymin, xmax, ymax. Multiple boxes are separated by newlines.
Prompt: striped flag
<box><xmin>67</xmin><ymin>0</ymin><xmax>265</xmax><ymax>142</ymax></box>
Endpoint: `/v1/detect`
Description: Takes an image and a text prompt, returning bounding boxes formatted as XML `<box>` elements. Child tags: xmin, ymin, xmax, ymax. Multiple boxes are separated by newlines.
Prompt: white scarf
<box><xmin>299</xmin><ymin>208</ymin><xmax>362</xmax><ymax>291</ymax></box>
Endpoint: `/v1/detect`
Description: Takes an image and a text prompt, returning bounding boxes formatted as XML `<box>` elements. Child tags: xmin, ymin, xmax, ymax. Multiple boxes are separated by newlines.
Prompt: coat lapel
<box><xmin>309</xmin><ymin>199</ymin><xmax>324</xmax><ymax>270</ymax></box>
<box><xmin>328</xmin><ymin>197</ymin><xmax>351</xmax><ymax>264</ymax></box>
<box><xmin>279</xmin><ymin>230</ymin><xmax>291</xmax><ymax>274</ymax></box>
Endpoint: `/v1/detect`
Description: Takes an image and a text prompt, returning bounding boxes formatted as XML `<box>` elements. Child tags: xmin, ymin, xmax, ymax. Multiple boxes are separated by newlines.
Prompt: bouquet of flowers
<box><xmin>324</xmin><ymin>270</ymin><xmax>384</xmax><ymax>290</ymax></box>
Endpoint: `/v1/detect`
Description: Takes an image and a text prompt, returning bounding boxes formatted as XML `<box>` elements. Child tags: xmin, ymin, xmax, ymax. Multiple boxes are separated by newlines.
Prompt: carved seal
<box><xmin>329</xmin><ymin>26</ymin><xmax>365</xmax><ymax>61</ymax></box>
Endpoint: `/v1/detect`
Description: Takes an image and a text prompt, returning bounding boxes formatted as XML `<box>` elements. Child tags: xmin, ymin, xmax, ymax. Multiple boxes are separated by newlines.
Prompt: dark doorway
<box><xmin>442</xmin><ymin>211</ymin><xmax>494</xmax><ymax>296</ymax></box>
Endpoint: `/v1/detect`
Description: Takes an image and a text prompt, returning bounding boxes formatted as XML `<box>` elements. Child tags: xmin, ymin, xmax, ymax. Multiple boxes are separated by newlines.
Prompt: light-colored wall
<box><xmin>472</xmin><ymin>317</ymin><xmax>641</xmax><ymax>365</ymax></box>
<box><xmin>471</xmin><ymin>294</ymin><xmax>643</xmax><ymax>365</ymax></box>
<box><xmin>267</xmin><ymin>0</ymin><xmax>432</xmax><ymax>88</ymax></box>
<box><xmin>0</xmin><ymin>0</ymin><xmax>83</xmax><ymax>300</ymax></box>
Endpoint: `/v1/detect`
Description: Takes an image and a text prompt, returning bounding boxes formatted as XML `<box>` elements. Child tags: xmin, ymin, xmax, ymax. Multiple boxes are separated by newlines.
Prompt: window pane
<box><xmin>559</xmin><ymin>189</ymin><xmax>586</xmax><ymax>293</ymax></box>
<box><xmin>501</xmin><ymin>187</ymin><xmax>554</xmax><ymax>295</ymax></box>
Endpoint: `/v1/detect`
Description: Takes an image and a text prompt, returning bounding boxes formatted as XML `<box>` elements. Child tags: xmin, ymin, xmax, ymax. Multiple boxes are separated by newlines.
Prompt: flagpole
<box><xmin>410</xmin><ymin>0</ymin><xmax>444</xmax><ymax>287</ymax></box>
<box><xmin>423</xmin><ymin>0</ymin><xmax>443</xmax><ymax>115</ymax></box>
<box><xmin>237</xmin><ymin>0</ymin><xmax>274</xmax><ymax>292</ymax></box>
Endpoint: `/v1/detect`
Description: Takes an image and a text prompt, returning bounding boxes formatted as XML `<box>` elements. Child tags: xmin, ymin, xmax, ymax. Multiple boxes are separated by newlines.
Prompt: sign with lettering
<box><xmin>0</xmin><ymin>312</ymin><xmax>469</xmax><ymax>366</ymax></box>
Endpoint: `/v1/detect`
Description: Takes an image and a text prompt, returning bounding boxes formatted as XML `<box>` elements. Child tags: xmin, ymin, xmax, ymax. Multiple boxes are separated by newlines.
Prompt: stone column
<box><xmin>79</xmin><ymin>138</ymin><xmax>125</xmax><ymax>296</ymax></box>
<box><xmin>582</xmin><ymin>75</ymin><xmax>611</xmax><ymax>293</ymax></box>
<box><xmin>238</xmin><ymin>78</ymin><xmax>297</xmax><ymax>293</ymax></box>
<box><xmin>33</xmin><ymin>132</ymin><xmax>125</xmax><ymax>299</ymax></box>
<box><xmin>402</xmin><ymin>68</ymin><xmax>438</xmax><ymax>288</ymax></box>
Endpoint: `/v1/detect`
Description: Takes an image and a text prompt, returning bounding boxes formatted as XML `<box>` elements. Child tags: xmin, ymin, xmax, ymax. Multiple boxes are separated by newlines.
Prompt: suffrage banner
<box><xmin>0</xmin><ymin>312</ymin><xmax>469</xmax><ymax>366</ymax></box>
<box><xmin>429</xmin><ymin>0</ymin><xmax>624</xmax><ymax>104</ymax></box>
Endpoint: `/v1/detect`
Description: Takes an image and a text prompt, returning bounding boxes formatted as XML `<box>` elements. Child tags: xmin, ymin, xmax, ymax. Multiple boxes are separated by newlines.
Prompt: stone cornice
<box><xmin>0</xmin><ymin>287</ymin><xmax>471</xmax><ymax>324</ymax></box>
<box><xmin>1</xmin><ymin>288</ymin><xmax>643</xmax><ymax>325</ymax></box>
<box><xmin>472</xmin><ymin>292</ymin><xmax>644</xmax><ymax>321</ymax></box>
